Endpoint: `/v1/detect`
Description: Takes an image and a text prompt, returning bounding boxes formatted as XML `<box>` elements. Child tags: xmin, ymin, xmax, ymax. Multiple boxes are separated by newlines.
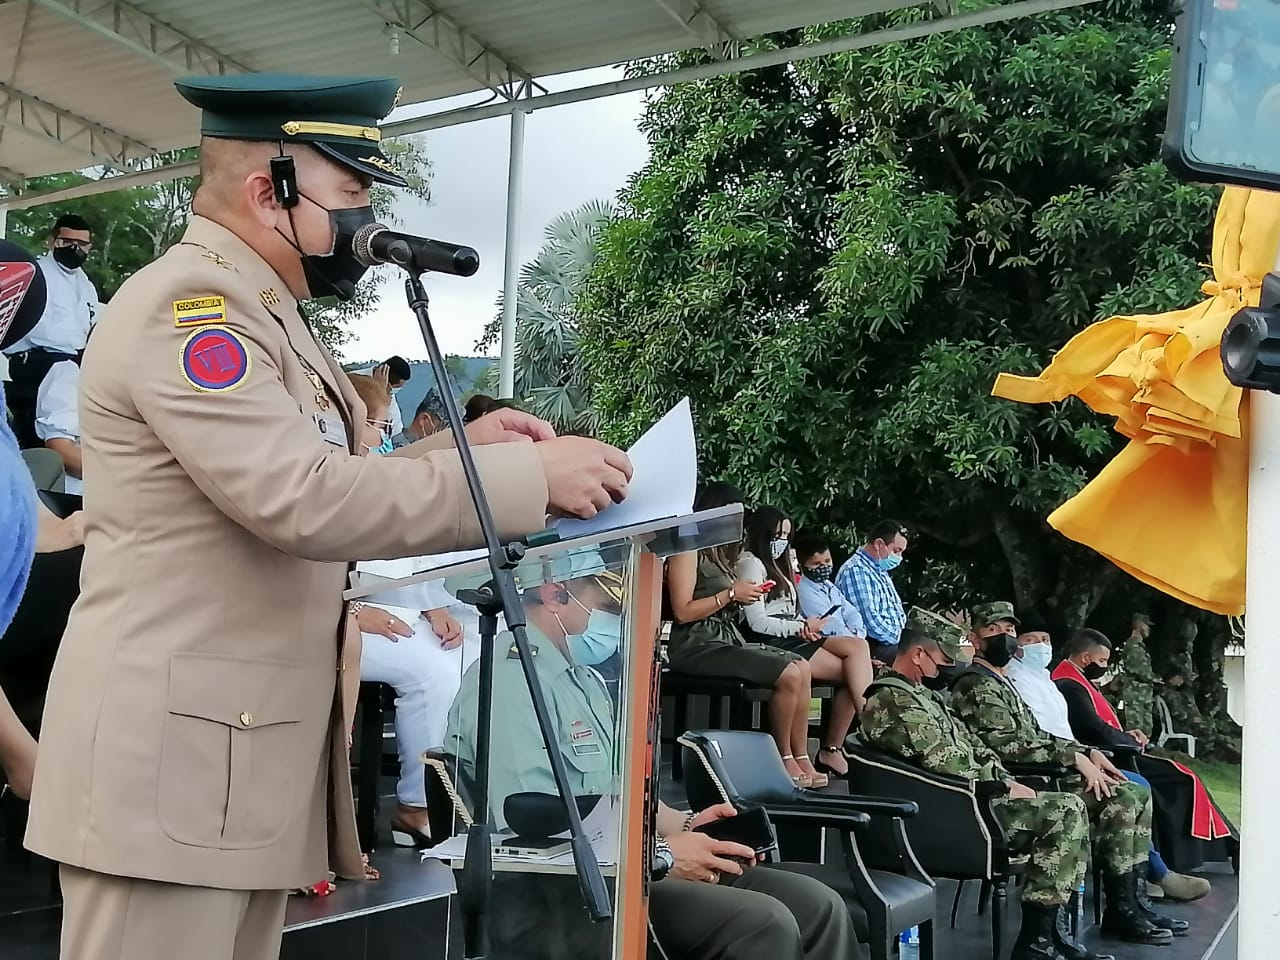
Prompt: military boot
<box><xmin>1053</xmin><ymin>905</ymin><xmax>1115</xmax><ymax>960</ymax></box>
<box><xmin>1100</xmin><ymin>870</ymin><xmax>1174</xmax><ymax>945</ymax></box>
<box><xmin>1011</xmin><ymin>903</ymin><xmax>1067</xmax><ymax>960</ymax></box>
<box><xmin>1134</xmin><ymin>868</ymin><xmax>1190</xmax><ymax>937</ymax></box>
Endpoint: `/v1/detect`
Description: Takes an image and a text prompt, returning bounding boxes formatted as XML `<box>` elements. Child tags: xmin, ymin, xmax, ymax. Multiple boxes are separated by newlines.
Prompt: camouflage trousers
<box><xmin>1075</xmin><ymin>778</ymin><xmax>1152</xmax><ymax>875</ymax></box>
<box><xmin>991</xmin><ymin>792</ymin><xmax>1089</xmax><ymax>907</ymax></box>
<box><xmin>1122</xmin><ymin>687</ymin><xmax>1154</xmax><ymax>739</ymax></box>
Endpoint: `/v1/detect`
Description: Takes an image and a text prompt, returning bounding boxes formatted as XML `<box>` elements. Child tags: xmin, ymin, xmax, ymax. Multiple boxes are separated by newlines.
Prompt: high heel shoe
<box><xmin>813</xmin><ymin>746</ymin><xmax>848</xmax><ymax>780</ymax></box>
<box><xmin>390</xmin><ymin>810</ymin><xmax>432</xmax><ymax>848</ymax></box>
<box><xmin>781</xmin><ymin>754</ymin><xmax>812</xmax><ymax>788</ymax></box>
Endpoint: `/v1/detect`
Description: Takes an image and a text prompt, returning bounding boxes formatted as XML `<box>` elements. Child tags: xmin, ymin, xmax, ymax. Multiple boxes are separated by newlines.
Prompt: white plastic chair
<box><xmin>1155</xmin><ymin>696</ymin><xmax>1197</xmax><ymax>758</ymax></box>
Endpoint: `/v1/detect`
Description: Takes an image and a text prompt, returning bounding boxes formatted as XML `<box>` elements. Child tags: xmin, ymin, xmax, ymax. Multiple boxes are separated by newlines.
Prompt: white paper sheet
<box><xmin>420</xmin><ymin>795</ymin><xmax>619</xmax><ymax>867</ymax></box>
<box><xmin>376</xmin><ymin>399</ymin><xmax>697</xmax><ymax>583</ymax></box>
<box><xmin>555</xmin><ymin>397</ymin><xmax>696</xmax><ymax>539</ymax></box>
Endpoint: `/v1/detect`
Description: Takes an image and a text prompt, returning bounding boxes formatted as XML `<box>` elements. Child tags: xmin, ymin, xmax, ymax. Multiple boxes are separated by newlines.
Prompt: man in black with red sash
<box><xmin>1052</xmin><ymin>628</ymin><xmax>1237</xmax><ymax>882</ymax></box>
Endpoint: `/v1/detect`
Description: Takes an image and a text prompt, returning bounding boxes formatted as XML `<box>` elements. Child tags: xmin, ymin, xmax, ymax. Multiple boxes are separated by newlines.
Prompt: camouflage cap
<box><xmin>906</xmin><ymin>607</ymin><xmax>964</xmax><ymax>663</ymax></box>
<box><xmin>971</xmin><ymin>601</ymin><xmax>1020</xmax><ymax>628</ymax></box>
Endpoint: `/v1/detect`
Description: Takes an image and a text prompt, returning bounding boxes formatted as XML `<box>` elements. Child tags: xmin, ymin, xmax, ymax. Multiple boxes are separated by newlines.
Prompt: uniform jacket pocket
<box><xmin>158</xmin><ymin>653</ymin><xmax>317</xmax><ymax>850</ymax></box>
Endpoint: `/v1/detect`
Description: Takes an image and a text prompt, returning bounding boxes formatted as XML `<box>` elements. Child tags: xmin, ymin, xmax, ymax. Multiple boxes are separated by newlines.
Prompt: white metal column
<box><xmin>0</xmin><ymin>206</ymin><xmax>7</xmax><ymax>238</ymax></box>
<box><xmin>1241</xmin><ymin>374</ymin><xmax>1280</xmax><ymax>956</ymax></box>
<box><xmin>497</xmin><ymin>107</ymin><xmax>527</xmax><ymax>400</ymax></box>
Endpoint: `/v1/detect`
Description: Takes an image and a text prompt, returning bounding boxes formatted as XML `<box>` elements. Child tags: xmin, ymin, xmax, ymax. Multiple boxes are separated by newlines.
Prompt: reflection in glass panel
<box><xmin>1188</xmin><ymin>0</ymin><xmax>1280</xmax><ymax>176</ymax></box>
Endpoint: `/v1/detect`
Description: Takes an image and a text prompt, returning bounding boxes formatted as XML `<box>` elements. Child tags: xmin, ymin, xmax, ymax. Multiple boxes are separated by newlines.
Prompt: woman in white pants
<box><xmin>355</xmin><ymin>563</ymin><xmax>483</xmax><ymax>845</ymax></box>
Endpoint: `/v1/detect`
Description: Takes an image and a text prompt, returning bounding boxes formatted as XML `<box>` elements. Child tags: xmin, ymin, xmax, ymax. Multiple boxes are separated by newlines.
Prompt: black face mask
<box><xmin>803</xmin><ymin>563</ymin><xmax>833</xmax><ymax>583</ymax></box>
<box><xmin>980</xmin><ymin>632</ymin><xmax>1018</xmax><ymax>668</ymax></box>
<box><xmin>922</xmin><ymin>666</ymin><xmax>955</xmax><ymax>692</ymax></box>
<box><xmin>1082</xmin><ymin>662</ymin><xmax>1107</xmax><ymax>681</ymax></box>
<box><xmin>285</xmin><ymin>198</ymin><xmax>376</xmax><ymax>302</ymax></box>
<box><xmin>52</xmin><ymin>245</ymin><xmax>88</xmax><ymax>271</ymax></box>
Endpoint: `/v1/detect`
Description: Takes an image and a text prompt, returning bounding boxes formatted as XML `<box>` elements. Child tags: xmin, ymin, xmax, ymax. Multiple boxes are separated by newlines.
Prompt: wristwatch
<box><xmin>652</xmin><ymin>836</ymin><xmax>675</xmax><ymax>881</ymax></box>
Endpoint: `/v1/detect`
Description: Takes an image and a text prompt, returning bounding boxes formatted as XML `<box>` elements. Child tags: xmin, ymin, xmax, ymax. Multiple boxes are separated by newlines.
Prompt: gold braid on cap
<box><xmin>280</xmin><ymin>121</ymin><xmax>381</xmax><ymax>142</ymax></box>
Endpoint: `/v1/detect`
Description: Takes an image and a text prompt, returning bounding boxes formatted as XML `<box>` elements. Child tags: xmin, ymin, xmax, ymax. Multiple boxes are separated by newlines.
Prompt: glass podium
<box><xmin>345</xmin><ymin>504</ymin><xmax>744</xmax><ymax>960</ymax></box>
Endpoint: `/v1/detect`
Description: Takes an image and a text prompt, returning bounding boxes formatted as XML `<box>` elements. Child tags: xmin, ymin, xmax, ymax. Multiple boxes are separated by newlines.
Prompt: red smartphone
<box><xmin>759</xmin><ymin>579</ymin><xmax>777</xmax><ymax>592</ymax></box>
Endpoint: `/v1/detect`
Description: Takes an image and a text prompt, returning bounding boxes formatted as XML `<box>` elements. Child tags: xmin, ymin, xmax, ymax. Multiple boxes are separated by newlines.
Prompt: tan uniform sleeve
<box><xmin>127</xmin><ymin>275</ymin><xmax>548</xmax><ymax>562</ymax></box>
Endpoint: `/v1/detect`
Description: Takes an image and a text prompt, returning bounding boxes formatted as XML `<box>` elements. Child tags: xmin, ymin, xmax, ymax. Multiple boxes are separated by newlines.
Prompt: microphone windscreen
<box><xmin>0</xmin><ymin>240</ymin><xmax>48</xmax><ymax>351</ymax></box>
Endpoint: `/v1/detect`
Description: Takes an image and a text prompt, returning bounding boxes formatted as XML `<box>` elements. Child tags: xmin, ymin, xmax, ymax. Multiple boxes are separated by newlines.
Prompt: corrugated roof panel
<box><xmin>0</xmin><ymin>0</ymin><xmax>929</xmax><ymax>182</ymax></box>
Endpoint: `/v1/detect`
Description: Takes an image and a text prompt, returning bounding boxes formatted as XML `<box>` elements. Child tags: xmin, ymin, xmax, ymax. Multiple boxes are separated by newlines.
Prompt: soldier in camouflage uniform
<box><xmin>952</xmin><ymin>603</ymin><xmax>1183</xmax><ymax>949</ymax></box>
<box><xmin>860</xmin><ymin>609</ymin><xmax>1094</xmax><ymax>960</ymax></box>
<box><xmin>1161</xmin><ymin>668</ymin><xmax>1242</xmax><ymax>762</ymax></box>
<box><xmin>1118</xmin><ymin>614</ymin><xmax>1156</xmax><ymax>740</ymax></box>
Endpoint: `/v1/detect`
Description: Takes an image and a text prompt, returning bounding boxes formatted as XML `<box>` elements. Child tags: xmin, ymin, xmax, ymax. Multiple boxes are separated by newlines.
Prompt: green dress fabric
<box><xmin>667</xmin><ymin>554</ymin><xmax>798</xmax><ymax>687</ymax></box>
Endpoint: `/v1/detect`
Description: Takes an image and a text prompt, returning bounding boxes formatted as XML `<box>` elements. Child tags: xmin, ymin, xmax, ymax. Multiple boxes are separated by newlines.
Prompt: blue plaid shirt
<box><xmin>835</xmin><ymin>549</ymin><xmax>905</xmax><ymax>645</ymax></box>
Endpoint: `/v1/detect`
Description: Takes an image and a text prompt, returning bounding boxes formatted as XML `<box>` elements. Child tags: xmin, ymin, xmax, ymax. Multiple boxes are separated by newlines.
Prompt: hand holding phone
<box><xmin>759</xmin><ymin>579</ymin><xmax>777</xmax><ymax>592</ymax></box>
<box><xmin>692</xmin><ymin>803</ymin><xmax>777</xmax><ymax>857</ymax></box>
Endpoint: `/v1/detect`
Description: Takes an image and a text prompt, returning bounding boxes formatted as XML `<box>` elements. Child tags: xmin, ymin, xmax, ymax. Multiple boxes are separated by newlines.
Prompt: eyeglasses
<box><xmin>366</xmin><ymin>418</ymin><xmax>393</xmax><ymax>432</ymax></box>
<box><xmin>53</xmin><ymin>238</ymin><xmax>92</xmax><ymax>252</ymax></box>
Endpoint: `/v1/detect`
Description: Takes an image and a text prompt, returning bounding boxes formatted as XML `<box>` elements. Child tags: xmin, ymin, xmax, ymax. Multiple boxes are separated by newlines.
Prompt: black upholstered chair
<box><xmin>845</xmin><ymin>737</ymin><xmax>1030</xmax><ymax>960</ymax></box>
<box><xmin>680</xmin><ymin>729</ymin><xmax>936</xmax><ymax>960</ymax></box>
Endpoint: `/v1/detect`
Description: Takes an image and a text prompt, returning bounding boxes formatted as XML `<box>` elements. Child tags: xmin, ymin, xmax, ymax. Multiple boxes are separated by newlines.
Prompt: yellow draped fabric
<box><xmin>992</xmin><ymin>187</ymin><xmax>1280</xmax><ymax>616</ymax></box>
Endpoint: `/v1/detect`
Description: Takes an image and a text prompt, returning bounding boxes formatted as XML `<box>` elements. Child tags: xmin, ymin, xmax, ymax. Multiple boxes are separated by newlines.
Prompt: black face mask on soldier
<box><xmin>52</xmin><ymin>245</ymin><xmax>88</xmax><ymax>271</ymax></box>
<box><xmin>922</xmin><ymin>666</ymin><xmax>955</xmax><ymax>692</ymax></box>
<box><xmin>281</xmin><ymin>194</ymin><xmax>376</xmax><ymax>302</ymax></box>
<box><xmin>980</xmin><ymin>631</ymin><xmax>1018</xmax><ymax>668</ymax></box>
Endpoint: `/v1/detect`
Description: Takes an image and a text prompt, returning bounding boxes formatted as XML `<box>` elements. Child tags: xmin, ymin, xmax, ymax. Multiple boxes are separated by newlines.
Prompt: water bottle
<box><xmin>1075</xmin><ymin>877</ymin><xmax>1087</xmax><ymax>936</ymax></box>
<box><xmin>899</xmin><ymin>926</ymin><xmax>920</xmax><ymax>960</ymax></box>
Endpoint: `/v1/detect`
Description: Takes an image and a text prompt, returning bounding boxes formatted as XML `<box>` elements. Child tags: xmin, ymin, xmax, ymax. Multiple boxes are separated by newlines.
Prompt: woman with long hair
<box><xmin>666</xmin><ymin>482</ymin><xmax>820</xmax><ymax>787</ymax></box>
<box><xmin>736</xmin><ymin>506</ymin><xmax>873</xmax><ymax>779</ymax></box>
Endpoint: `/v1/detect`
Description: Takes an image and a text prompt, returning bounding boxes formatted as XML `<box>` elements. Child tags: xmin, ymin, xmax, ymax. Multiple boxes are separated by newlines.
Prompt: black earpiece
<box><xmin>270</xmin><ymin>155</ymin><xmax>298</xmax><ymax>209</ymax></box>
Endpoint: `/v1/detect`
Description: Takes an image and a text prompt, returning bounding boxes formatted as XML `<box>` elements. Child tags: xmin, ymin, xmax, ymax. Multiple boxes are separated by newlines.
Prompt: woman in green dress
<box><xmin>666</xmin><ymin>482</ymin><xmax>825</xmax><ymax>787</ymax></box>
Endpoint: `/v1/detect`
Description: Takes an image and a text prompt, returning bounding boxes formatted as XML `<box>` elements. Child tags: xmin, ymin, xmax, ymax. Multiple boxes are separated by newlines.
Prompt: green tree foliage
<box><xmin>579</xmin><ymin>1</ymin><xmax>1218</xmax><ymax>644</ymax></box>
<box><xmin>479</xmin><ymin>199</ymin><xmax>613</xmax><ymax>433</ymax></box>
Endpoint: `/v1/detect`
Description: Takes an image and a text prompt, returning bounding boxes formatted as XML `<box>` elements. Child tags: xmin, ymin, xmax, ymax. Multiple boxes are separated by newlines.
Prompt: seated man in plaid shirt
<box><xmin>834</xmin><ymin>519</ymin><xmax>908</xmax><ymax>662</ymax></box>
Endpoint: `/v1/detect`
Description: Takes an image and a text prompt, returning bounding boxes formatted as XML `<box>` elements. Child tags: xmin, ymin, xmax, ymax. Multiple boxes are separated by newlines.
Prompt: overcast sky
<box><xmin>340</xmin><ymin>67</ymin><xmax>651</xmax><ymax>364</ymax></box>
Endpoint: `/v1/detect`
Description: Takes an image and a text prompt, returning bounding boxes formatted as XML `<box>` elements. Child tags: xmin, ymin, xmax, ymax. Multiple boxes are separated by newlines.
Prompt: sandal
<box><xmin>362</xmin><ymin>853</ymin><xmax>380</xmax><ymax>881</ymax></box>
<box><xmin>813</xmin><ymin>746</ymin><xmax>849</xmax><ymax>780</ymax></box>
<box><xmin>782</xmin><ymin>754</ymin><xmax>812</xmax><ymax>788</ymax></box>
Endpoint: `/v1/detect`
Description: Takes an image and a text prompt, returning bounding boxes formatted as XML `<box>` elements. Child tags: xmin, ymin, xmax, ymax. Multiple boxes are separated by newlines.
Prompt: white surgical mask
<box><xmin>769</xmin><ymin>538</ymin><xmax>789</xmax><ymax>560</ymax></box>
<box><xmin>1019</xmin><ymin>642</ymin><xmax>1052</xmax><ymax>673</ymax></box>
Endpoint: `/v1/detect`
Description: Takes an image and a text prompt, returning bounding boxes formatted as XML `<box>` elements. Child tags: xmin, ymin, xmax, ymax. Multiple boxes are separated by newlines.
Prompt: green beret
<box><xmin>174</xmin><ymin>73</ymin><xmax>408</xmax><ymax>187</ymax></box>
<box><xmin>972</xmin><ymin>601</ymin><xmax>1020</xmax><ymax>628</ymax></box>
<box><xmin>906</xmin><ymin>606</ymin><xmax>964</xmax><ymax>662</ymax></box>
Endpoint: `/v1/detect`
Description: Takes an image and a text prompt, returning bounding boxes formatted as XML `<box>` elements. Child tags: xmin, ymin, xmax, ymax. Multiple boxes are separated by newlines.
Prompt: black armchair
<box><xmin>845</xmin><ymin>737</ymin><xmax>1026</xmax><ymax>960</ymax></box>
<box><xmin>679</xmin><ymin>730</ymin><xmax>936</xmax><ymax>960</ymax></box>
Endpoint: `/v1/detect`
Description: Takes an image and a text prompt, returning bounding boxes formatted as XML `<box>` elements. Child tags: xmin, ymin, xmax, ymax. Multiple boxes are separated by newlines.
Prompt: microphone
<box><xmin>352</xmin><ymin>223</ymin><xmax>480</xmax><ymax>277</ymax></box>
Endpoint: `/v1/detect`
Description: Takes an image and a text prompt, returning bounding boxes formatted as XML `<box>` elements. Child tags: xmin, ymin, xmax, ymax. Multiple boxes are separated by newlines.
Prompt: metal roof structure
<box><xmin>0</xmin><ymin>0</ymin><xmax>1097</xmax><ymax>395</ymax></box>
<box><xmin>0</xmin><ymin>0</ymin><xmax>1092</xmax><ymax>196</ymax></box>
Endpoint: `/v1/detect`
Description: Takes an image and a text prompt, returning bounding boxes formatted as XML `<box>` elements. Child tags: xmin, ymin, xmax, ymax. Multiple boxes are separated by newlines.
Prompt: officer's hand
<box><xmin>538</xmin><ymin>437</ymin><xmax>632</xmax><ymax>518</ymax></box>
<box><xmin>1007</xmin><ymin>782</ymin><xmax>1038</xmax><ymax>800</ymax></box>
<box><xmin>687</xmin><ymin>803</ymin><xmax>737</xmax><ymax>831</ymax></box>
<box><xmin>465</xmin><ymin>408</ymin><xmax>556</xmax><ymax>445</ymax></box>
<box><xmin>1128</xmin><ymin>729</ymin><xmax>1150</xmax><ymax>748</ymax></box>
<box><xmin>357</xmin><ymin>606</ymin><xmax>415</xmax><ymax>642</ymax></box>
<box><xmin>426</xmin><ymin>609</ymin><xmax>463</xmax><ymax>649</ymax></box>
<box><xmin>1090</xmin><ymin>749</ymin><xmax>1125</xmax><ymax>781</ymax></box>
<box><xmin>1075</xmin><ymin>755</ymin><xmax>1114</xmax><ymax>799</ymax></box>
<box><xmin>666</xmin><ymin>831</ymin><xmax>754</xmax><ymax>883</ymax></box>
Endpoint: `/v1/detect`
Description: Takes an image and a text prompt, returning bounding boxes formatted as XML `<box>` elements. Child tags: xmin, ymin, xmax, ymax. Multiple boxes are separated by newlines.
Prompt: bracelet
<box><xmin>349</xmin><ymin>601</ymin><xmax>365</xmax><ymax>617</ymax></box>
<box><xmin>682</xmin><ymin>812</ymin><xmax>696</xmax><ymax>832</ymax></box>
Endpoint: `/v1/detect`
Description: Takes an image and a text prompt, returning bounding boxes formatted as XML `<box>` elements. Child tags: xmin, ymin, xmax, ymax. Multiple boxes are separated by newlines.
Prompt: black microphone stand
<box><xmin>402</xmin><ymin>273</ymin><xmax>612</xmax><ymax>959</ymax></box>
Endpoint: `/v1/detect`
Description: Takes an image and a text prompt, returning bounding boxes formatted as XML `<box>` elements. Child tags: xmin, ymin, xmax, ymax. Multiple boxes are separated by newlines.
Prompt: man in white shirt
<box><xmin>34</xmin><ymin>360</ymin><xmax>83</xmax><ymax>495</ymax></box>
<box><xmin>3</xmin><ymin>214</ymin><xmax>102</xmax><ymax>447</ymax></box>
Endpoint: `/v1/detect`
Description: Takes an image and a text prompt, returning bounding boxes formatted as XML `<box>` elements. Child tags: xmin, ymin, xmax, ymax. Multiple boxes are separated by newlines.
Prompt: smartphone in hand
<box><xmin>692</xmin><ymin>804</ymin><xmax>777</xmax><ymax>857</ymax></box>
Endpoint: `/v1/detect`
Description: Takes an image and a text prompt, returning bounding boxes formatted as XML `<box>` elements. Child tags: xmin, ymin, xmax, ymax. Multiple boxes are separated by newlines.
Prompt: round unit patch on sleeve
<box><xmin>180</xmin><ymin>325</ymin><xmax>251</xmax><ymax>392</ymax></box>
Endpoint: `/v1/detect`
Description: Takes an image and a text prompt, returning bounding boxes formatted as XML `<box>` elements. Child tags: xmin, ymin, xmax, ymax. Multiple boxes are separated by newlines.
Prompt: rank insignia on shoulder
<box><xmin>201</xmin><ymin>250</ymin><xmax>234</xmax><ymax>269</ymax></box>
<box><xmin>259</xmin><ymin>288</ymin><xmax>281</xmax><ymax>307</ymax></box>
<box><xmin>173</xmin><ymin>295</ymin><xmax>226</xmax><ymax>327</ymax></box>
<box><xmin>180</xmin><ymin>325</ymin><xmax>250</xmax><ymax>392</ymax></box>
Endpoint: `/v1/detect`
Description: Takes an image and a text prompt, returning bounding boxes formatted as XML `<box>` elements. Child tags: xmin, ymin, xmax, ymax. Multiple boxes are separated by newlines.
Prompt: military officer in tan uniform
<box><xmin>24</xmin><ymin>73</ymin><xmax>632</xmax><ymax>960</ymax></box>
